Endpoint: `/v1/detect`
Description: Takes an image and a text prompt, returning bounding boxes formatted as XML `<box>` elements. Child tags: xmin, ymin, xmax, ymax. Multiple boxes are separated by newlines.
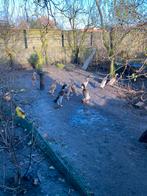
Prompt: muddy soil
<box><xmin>1</xmin><ymin>66</ymin><xmax>147</xmax><ymax>196</ymax></box>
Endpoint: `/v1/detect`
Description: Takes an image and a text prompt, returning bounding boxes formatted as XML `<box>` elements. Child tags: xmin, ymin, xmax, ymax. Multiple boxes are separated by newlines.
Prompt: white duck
<box><xmin>100</xmin><ymin>75</ymin><xmax>108</xmax><ymax>89</ymax></box>
<box><xmin>107</xmin><ymin>74</ymin><xmax>118</xmax><ymax>86</ymax></box>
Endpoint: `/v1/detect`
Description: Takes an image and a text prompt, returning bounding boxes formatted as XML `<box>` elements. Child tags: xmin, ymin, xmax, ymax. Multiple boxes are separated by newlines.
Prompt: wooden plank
<box><xmin>82</xmin><ymin>48</ymin><xmax>96</xmax><ymax>70</ymax></box>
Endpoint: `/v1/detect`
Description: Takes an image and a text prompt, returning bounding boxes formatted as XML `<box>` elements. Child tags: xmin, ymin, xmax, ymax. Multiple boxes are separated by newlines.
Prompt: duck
<box><xmin>3</xmin><ymin>92</ymin><xmax>11</xmax><ymax>101</ymax></box>
<box><xmin>107</xmin><ymin>74</ymin><xmax>118</xmax><ymax>86</ymax></box>
<box><xmin>15</xmin><ymin>106</ymin><xmax>26</xmax><ymax>119</ymax></box>
<box><xmin>100</xmin><ymin>75</ymin><xmax>108</xmax><ymax>89</ymax></box>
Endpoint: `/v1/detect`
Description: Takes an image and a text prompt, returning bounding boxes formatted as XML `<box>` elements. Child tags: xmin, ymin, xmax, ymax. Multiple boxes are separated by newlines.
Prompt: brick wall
<box><xmin>0</xmin><ymin>27</ymin><xmax>146</xmax><ymax>68</ymax></box>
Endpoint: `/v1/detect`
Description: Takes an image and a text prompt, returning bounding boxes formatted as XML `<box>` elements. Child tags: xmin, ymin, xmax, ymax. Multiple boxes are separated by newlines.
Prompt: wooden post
<box><xmin>61</xmin><ymin>32</ymin><xmax>64</xmax><ymax>47</ymax></box>
<box><xmin>38</xmin><ymin>71</ymin><xmax>45</xmax><ymax>90</ymax></box>
<box><xmin>23</xmin><ymin>29</ymin><xmax>28</xmax><ymax>49</ymax></box>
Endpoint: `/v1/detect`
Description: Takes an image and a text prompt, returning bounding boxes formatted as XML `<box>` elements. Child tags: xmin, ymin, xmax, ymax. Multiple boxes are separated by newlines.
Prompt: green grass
<box><xmin>56</xmin><ymin>63</ymin><xmax>65</xmax><ymax>69</ymax></box>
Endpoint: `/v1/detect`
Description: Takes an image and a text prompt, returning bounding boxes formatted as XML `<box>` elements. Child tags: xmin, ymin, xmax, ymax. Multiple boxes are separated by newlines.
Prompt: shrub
<box><xmin>56</xmin><ymin>63</ymin><xmax>65</xmax><ymax>69</ymax></box>
<box><xmin>28</xmin><ymin>53</ymin><xmax>38</xmax><ymax>69</ymax></box>
<box><xmin>28</xmin><ymin>51</ymin><xmax>44</xmax><ymax>70</ymax></box>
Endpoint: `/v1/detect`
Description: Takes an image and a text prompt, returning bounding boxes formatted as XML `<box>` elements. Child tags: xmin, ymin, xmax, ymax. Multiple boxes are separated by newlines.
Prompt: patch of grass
<box><xmin>56</xmin><ymin>63</ymin><xmax>65</xmax><ymax>69</ymax></box>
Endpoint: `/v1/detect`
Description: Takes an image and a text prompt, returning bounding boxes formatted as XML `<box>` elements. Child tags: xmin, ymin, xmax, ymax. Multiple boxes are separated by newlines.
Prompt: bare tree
<box><xmin>95</xmin><ymin>0</ymin><xmax>146</xmax><ymax>76</ymax></box>
<box><xmin>58</xmin><ymin>0</ymin><xmax>95</xmax><ymax>64</ymax></box>
<box><xmin>0</xmin><ymin>0</ymin><xmax>23</xmax><ymax>69</ymax></box>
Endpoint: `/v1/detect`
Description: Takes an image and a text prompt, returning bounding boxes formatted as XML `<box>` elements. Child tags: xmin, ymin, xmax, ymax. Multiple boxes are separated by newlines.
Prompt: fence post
<box><xmin>23</xmin><ymin>29</ymin><xmax>28</xmax><ymax>49</ymax></box>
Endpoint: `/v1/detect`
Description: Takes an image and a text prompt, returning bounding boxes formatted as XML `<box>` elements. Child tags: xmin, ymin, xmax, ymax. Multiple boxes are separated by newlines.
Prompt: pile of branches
<box><xmin>0</xmin><ymin>87</ymin><xmax>40</xmax><ymax>195</ymax></box>
<box><xmin>125</xmin><ymin>90</ymin><xmax>147</xmax><ymax>110</ymax></box>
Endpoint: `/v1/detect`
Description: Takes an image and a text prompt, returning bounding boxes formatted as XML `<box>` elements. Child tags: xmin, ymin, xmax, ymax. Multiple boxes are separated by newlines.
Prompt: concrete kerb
<box><xmin>15</xmin><ymin>117</ymin><xmax>94</xmax><ymax>196</ymax></box>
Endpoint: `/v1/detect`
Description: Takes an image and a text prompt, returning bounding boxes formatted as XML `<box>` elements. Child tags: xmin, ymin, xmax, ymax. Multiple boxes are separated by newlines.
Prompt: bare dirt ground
<box><xmin>1</xmin><ymin>66</ymin><xmax>147</xmax><ymax>196</ymax></box>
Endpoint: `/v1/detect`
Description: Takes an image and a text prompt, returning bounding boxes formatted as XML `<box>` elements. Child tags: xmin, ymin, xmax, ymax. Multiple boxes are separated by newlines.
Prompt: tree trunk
<box><xmin>110</xmin><ymin>57</ymin><xmax>115</xmax><ymax>77</ymax></box>
<box><xmin>74</xmin><ymin>48</ymin><xmax>79</xmax><ymax>64</ymax></box>
<box><xmin>45</xmin><ymin>51</ymin><xmax>49</xmax><ymax>66</ymax></box>
<box><xmin>9</xmin><ymin>54</ymin><xmax>13</xmax><ymax>68</ymax></box>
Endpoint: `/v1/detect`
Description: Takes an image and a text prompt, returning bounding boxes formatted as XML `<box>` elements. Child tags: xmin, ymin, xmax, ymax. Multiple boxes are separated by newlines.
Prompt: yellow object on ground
<box><xmin>15</xmin><ymin>106</ymin><xmax>26</xmax><ymax>119</ymax></box>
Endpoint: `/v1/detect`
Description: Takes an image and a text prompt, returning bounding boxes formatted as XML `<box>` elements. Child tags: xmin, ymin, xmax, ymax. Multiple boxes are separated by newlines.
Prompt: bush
<box><xmin>28</xmin><ymin>53</ymin><xmax>38</xmax><ymax>69</ymax></box>
<box><xmin>56</xmin><ymin>63</ymin><xmax>65</xmax><ymax>69</ymax></box>
<box><xmin>28</xmin><ymin>51</ymin><xmax>44</xmax><ymax>70</ymax></box>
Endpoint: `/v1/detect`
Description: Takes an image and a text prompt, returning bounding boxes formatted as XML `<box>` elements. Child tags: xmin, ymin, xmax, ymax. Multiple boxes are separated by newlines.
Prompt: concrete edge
<box><xmin>15</xmin><ymin>117</ymin><xmax>94</xmax><ymax>196</ymax></box>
